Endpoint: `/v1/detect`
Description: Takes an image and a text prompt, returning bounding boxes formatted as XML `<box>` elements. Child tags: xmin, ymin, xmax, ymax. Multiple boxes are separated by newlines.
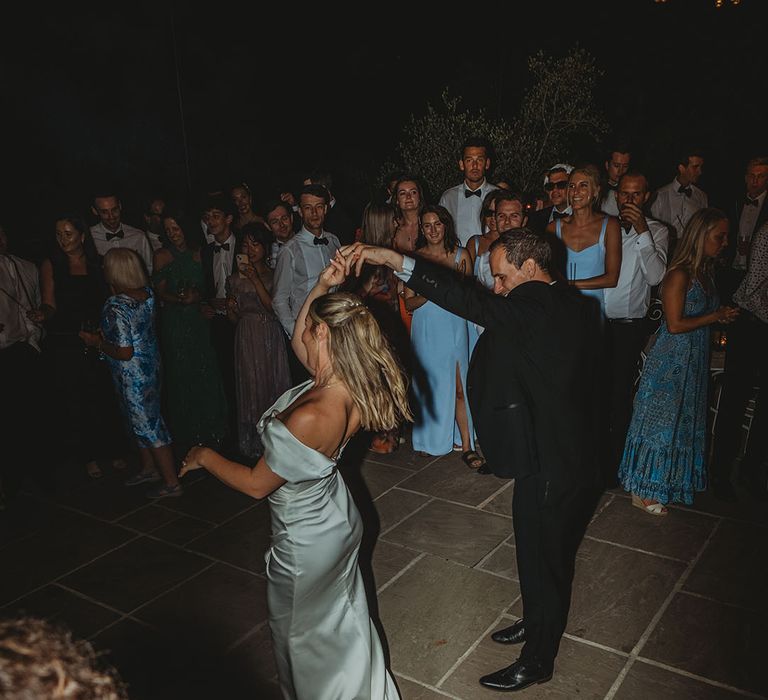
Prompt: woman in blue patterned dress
<box><xmin>80</xmin><ymin>248</ymin><xmax>180</xmax><ymax>498</ymax></box>
<box><xmin>619</xmin><ymin>209</ymin><xmax>739</xmax><ymax>515</ymax></box>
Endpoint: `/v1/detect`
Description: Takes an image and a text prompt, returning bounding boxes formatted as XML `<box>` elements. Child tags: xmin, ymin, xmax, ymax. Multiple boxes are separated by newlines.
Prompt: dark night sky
<box><xmin>2</xmin><ymin>1</ymin><xmax>767</xmax><ymax>256</ymax></box>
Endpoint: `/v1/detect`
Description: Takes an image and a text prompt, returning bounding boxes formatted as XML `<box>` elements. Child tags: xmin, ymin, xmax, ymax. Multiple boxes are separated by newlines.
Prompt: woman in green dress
<box><xmin>153</xmin><ymin>209</ymin><xmax>227</xmax><ymax>457</ymax></box>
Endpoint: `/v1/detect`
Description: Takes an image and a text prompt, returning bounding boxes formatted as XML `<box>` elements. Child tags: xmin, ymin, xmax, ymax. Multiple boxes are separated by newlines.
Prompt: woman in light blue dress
<box><xmin>619</xmin><ymin>209</ymin><xmax>738</xmax><ymax>515</ymax></box>
<box><xmin>404</xmin><ymin>205</ymin><xmax>482</xmax><ymax>468</ymax></box>
<box><xmin>180</xmin><ymin>255</ymin><xmax>411</xmax><ymax>700</ymax></box>
<box><xmin>547</xmin><ymin>164</ymin><xmax>621</xmax><ymax>315</ymax></box>
<box><xmin>80</xmin><ymin>248</ymin><xmax>180</xmax><ymax>498</ymax></box>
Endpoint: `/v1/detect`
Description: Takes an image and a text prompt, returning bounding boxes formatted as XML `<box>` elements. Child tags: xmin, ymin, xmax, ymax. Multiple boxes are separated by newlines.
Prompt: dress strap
<box><xmin>555</xmin><ymin>217</ymin><xmax>563</xmax><ymax>239</ymax></box>
<box><xmin>599</xmin><ymin>216</ymin><xmax>609</xmax><ymax>246</ymax></box>
<box><xmin>454</xmin><ymin>247</ymin><xmax>463</xmax><ymax>267</ymax></box>
<box><xmin>474</xmin><ymin>236</ymin><xmax>480</xmax><ymax>256</ymax></box>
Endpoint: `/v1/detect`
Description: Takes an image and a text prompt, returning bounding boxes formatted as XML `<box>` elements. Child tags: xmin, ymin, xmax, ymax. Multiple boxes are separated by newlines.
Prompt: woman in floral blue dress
<box><xmin>81</xmin><ymin>248</ymin><xmax>180</xmax><ymax>498</ymax></box>
<box><xmin>619</xmin><ymin>209</ymin><xmax>739</xmax><ymax>515</ymax></box>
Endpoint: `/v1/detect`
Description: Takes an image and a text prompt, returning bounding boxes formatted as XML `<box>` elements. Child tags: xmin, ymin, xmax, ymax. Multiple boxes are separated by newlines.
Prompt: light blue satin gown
<box><xmin>258</xmin><ymin>380</ymin><xmax>400</xmax><ymax>700</ymax></box>
<box><xmin>410</xmin><ymin>248</ymin><xmax>475</xmax><ymax>455</ymax></box>
<box><xmin>555</xmin><ymin>215</ymin><xmax>609</xmax><ymax>314</ymax></box>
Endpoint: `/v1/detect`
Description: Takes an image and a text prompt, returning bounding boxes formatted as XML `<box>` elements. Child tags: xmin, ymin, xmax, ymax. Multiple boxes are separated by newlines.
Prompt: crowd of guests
<box><xmin>0</xmin><ymin>141</ymin><xmax>766</xmax><ymax>513</ymax></box>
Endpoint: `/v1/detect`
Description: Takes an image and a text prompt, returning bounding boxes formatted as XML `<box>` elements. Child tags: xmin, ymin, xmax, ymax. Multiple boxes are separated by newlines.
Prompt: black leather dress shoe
<box><xmin>479</xmin><ymin>659</ymin><xmax>553</xmax><ymax>692</ymax></box>
<box><xmin>491</xmin><ymin>619</ymin><xmax>525</xmax><ymax>644</ymax></box>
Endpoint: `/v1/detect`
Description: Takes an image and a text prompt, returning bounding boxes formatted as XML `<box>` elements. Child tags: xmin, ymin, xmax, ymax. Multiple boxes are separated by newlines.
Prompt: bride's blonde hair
<box><xmin>308</xmin><ymin>293</ymin><xmax>412</xmax><ymax>431</ymax></box>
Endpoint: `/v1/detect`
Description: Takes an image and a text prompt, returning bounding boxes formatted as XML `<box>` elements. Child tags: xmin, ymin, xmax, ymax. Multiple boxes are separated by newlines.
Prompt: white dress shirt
<box><xmin>735</xmin><ymin>190</ymin><xmax>767</xmax><ymax>271</ymax></box>
<box><xmin>439</xmin><ymin>179</ymin><xmax>499</xmax><ymax>246</ymax></box>
<box><xmin>601</xmin><ymin>188</ymin><xmax>620</xmax><ymax>217</ymax></box>
<box><xmin>269</xmin><ymin>240</ymin><xmax>289</xmax><ymax>270</ymax></box>
<box><xmin>0</xmin><ymin>254</ymin><xmax>42</xmax><ymax>351</ymax></box>
<box><xmin>90</xmin><ymin>222</ymin><xmax>154</xmax><ymax>273</ymax></box>
<box><xmin>212</xmin><ymin>233</ymin><xmax>236</xmax><ymax>301</ymax></box>
<box><xmin>604</xmin><ymin>218</ymin><xmax>669</xmax><ymax>320</ymax></box>
<box><xmin>272</xmin><ymin>227</ymin><xmax>341</xmax><ymax>337</ymax></box>
<box><xmin>649</xmin><ymin>179</ymin><xmax>708</xmax><ymax>238</ymax></box>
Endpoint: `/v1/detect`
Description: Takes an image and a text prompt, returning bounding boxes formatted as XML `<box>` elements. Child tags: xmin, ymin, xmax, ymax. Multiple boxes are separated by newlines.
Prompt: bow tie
<box><xmin>551</xmin><ymin>210</ymin><xmax>568</xmax><ymax>220</ymax></box>
<box><xmin>464</xmin><ymin>188</ymin><xmax>482</xmax><ymax>198</ymax></box>
<box><xmin>213</xmin><ymin>242</ymin><xmax>230</xmax><ymax>253</ymax></box>
<box><xmin>677</xmin><ymin>185</ymin><xmax>692</xmax><ymax>197</ymax></box>
<box><xmin>105</xmin><ymin>230</ymin><xmax>124</xmax><ymax>241</ymax></box>
<box><xmin>745</xmin><ymin>196</ymin><xmax>759</xmax><ymax>207</ymax></box>
<box><xmin>607</xmin><ymin>182</ymin><xmax>618</xmax><ymax>191</ymax></box>
<box><xmin>621</xmin><ymin>222</ymin><xmax>633</xmax><ymax>235</ymax></box>
<box><xmin>313</xmin><ymin>236</ymin><xmax>329</xmax><ymax>246</ymax></box>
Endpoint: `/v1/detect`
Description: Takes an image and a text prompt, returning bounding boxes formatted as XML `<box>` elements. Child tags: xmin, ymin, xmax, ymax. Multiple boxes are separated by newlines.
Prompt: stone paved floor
<box><xmin>1</xmin><ymin>438</ymin><xmax>766</xmax><ymax>699</ymax></box>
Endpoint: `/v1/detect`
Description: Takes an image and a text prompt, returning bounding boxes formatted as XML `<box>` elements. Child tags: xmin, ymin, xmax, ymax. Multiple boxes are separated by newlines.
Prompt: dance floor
<box><xmin>1</xmin><ymin>437</ymin><xmax>765</xmax><ymax>699</ymax></box>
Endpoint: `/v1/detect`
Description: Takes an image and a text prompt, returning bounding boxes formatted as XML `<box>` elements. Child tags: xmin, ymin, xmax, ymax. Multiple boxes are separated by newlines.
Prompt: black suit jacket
<box><xmin>200</xmin><ymin>241</ymin><xmax>238</xmax><ymax>301</ymax></box>
<box><xmin>407</xmin><ymin>257</ymin><xmax>601</xmax><ymax>486</ymax></box>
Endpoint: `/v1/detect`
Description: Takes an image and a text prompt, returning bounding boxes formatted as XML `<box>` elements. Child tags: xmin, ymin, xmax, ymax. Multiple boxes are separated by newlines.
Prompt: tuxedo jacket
<box><xmin>200</xmin><ymin>241</ymin><xmax>238</xmax><ymax>301</ymax></box>
<box><xmin>407</xmin><ymin>257</ymin><xmax>601</xmax><ymax>486</ymax></box>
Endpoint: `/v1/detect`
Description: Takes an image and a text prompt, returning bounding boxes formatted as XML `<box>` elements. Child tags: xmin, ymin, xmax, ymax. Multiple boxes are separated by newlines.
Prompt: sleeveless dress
<box><xmin>258</xmin><ymin>381</ymin><xmax>400</xmax><ymax>700</ymax></box>
<box><xmin>101</xmin><ymin>288</ymin><xmax>171</xmax><ymax>448</ymax></box>
<box><xmin>228</xmin><ymin>272</ymin><xmax>292</xmax><ymax>458</ymax></box>
<box><xmin>154</xmin><ymin>248</ymin><xmax>227</xmax><ymax>454</ymax></box>
<box><xmin>556</xmin><ymin>216</ymin><xmax>608</xmax><ymax>314</ymax></box>
<box><xmin>618</xmin><ymin>279</ymin><xmax>717</xmax><ymax>504</ymax></box>
<box><xmin>410</xmin><ymin>248</ymin><xmax>475</xmax><ymax>455</ymax></box>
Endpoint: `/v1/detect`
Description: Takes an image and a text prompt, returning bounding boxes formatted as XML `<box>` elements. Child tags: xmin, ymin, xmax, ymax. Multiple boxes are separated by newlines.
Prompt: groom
<box><xmin>341</xmin><ymin>230</ymin><xmax>602</xmax><ymax>691</ymax></box>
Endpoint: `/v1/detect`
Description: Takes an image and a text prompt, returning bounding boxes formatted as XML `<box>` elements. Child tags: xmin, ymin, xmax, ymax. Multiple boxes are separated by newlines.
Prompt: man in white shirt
<box><xmin>604</xmin><ymin>172</ymin><xmax>669</xmax><ymax>475</ymax></box>
<box><xmin>273</xmin><ymin>184</ymin><xmax>341</xmax><ymax>339</ymax></box>
<box><xmin>142</xmin><ymin>195</ymin><xmax>166</xmax><ymax>252</ymax></box>
<box><xmin>649</xmin><ymin>148</ymin><xmax>708</xmax><ymax>242</ymax></box>
<box><xmin>0</xmin><ymin>225</ymin><xmax>44</xmax><ymax>505</ymax></box>
<box><xmin>439</xmin><ymin>137</ymin><xmax>499</xmax><ymax>246</ymax></box>
<box><xmin>263</xmin><ymin>199</ymin><xmax>296</xmax><ymax>269</ymax></box>
<box><xmin>600</xmin><ymin>145</ymin><xmax>631</xmax><ymax>217</ymax></box>
<box><xmin>90</xmin><ymin>191</ymin><xmax>155</xmax><ymax>273</ymax></box>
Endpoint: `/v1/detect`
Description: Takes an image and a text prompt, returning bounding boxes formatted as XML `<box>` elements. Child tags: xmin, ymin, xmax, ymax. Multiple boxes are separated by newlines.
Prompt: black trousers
<box><xmin>711</xmin><ymin>314</ymin><xmax>768</xmax><ymax>482</ymax></box>
<box><xmin>513</xmin><ymin>474</ymin><xmax>598</xmax><ymax>666</ymax></box>
<box><xmin>606</xmin><ymin>319</ymin><xmax>650</xmax><ymax>475</ymax></box>
<box><xmin>0</xmin><ymin>342</ymin><xmax>44</xmax><ymax>494</ymax></box>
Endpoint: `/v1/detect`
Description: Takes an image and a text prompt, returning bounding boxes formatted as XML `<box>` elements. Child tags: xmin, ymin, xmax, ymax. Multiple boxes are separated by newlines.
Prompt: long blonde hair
<box><xmin>308</xmin><ymin>293</ymin><xmax>412</xmax><ymax>431</ymax></box>
<box><xmin>103</xmin><ymin>248</ymin><xmax>149</xmax><ymax>292</ymax></box>
<box><xmin>667</xmin><ymin>207</ymin><xmax>728</xmax><ymax>280</ymax></box>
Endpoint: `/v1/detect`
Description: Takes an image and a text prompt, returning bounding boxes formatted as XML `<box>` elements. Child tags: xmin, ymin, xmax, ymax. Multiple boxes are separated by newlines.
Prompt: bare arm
<box><xmin>662</xmin><ymin>268</ymin><xmax>738</xmax><ymax>334</ymax></box>
<box><xmin>574</xmin><ymin>218</ymin><xmax>622</xmax><ymax>290</ymax></box>
<box><xmin>180</xmin><ymin>447</ymin><xmax>285</xmax><ymax>500</ymax></box>
<box><xmin>404</xmin><ymin>285</ymin><xmax>427</xmax><ymax>312</ymax></box>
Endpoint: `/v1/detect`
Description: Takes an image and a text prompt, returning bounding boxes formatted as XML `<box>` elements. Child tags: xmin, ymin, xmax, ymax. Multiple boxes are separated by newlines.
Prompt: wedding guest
<box><xmin>230</xmin><ymin>181</ymin><xmax>264</xmax><ymax>232</ymax></box>
<box><xmin>650</xmin><ymin>147</ymin><xmax>708</xmax><ymax>241</ymax></box>
<box><xmin>0</xmin><ymin>225</ymin><xmax>44</xmax><ymax>503</ymax></box>
<box><xmin>547</xmin><ymin>164</ymin><xmax>622</xmax><ymax>316</ymax></box>
<box><xmin>37</xmin><ymin>216</ymin><xmax>121</xmax><ymax>480</ymax></box>
<box><xmin>528</xmin><ymin>163</ymin><xmax>574</xmax><ymax>232</ymax></box>
<box><xmin>302</xmin><ymin>170</ymin><xmax>356</xmax><ymax>245</ymax></box>
<box><xmin>710</xmin><ymin>218</ymin><xmax>768</xmax><ymax>501</ymax></box>
<box><xmin>90</xmin><ymin>190</ymin><xmax>154</xmax><ymax>273</ymax></box>
<box><xmin>439</xmin><ymin>136</ymin><xmax>499</xmax><ymax>246</ymax></box>
<box><xmin>153</xmin><ymin>208</ymin><xmax>227</xmax><ymax>457</ymax></box>
<box><xmin>81</xmin><ymin>248</ymin><xmax>181</xmax><ymax>498</ymax></box>
<box><xmin>226</xmin><ymin>224</ymin><xmax>291</xmax><ymax>459</ymax></box>
<box><xmin>179</xmin><ymin>258</ymin><xmax>410</xmax><ymax>700</ymax></box>
<box><xmin>467</xmin><ymin>190</ymin><xmax>506</xmax><ymax>287</ymax></box>
<box><xmin>619</xmin><ymin>208</ymin><xmax>738</xmax><ymax>515</ymax></box>
<box><xmin>263</xmin><ymin>199</ymin><xmax>296</xmax><ymax>268</ymax></box>
<box><xmin>391</xmin><ymin>175</ymin><xmax>425</xmax><ymax>254</ymax></box>
<box><xmin>142</xmin><ymin>194</ymin><xmax>166</xmax><ymax>251</ymax></box>
<box><xmin>599</xmin><ymin>144</ymin><xmax>632</xmax><ymax>217</ymax></box>
<box><xmin>604</xmin><ymin>173</ymin><xmax>669</xmax><ymax>475</ymax></box>
<box><xmin>406</xmin><ymin>205</ymin><xmax>482</xmax><ymax>468</ymax></box>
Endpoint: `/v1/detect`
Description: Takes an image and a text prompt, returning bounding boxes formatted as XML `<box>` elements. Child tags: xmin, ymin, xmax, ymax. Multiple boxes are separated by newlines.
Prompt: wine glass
<box><xmin>177</xmin><ymin>279</ymin><xmax>189</xmax><ymax>302</ymax></box>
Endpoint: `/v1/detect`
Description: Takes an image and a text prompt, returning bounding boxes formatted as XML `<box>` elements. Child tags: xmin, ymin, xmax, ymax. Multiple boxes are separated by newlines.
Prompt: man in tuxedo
<box><xmin>301</xmin><ymin>170</ymin><xmax>355</xmax><ymax>245</ymax></box>
<box><xmin>604</xmin><ymin>172</ymin><xmax>669</xmax><ymax>478</ymax></box>
<box><xmin>600</xmin><ymin>145</ymin><xmax>632</xmax><ymax>216</ymax></box>
<box><xmin>716</xmin><ymin>156</ymin><xmax>768</xmax><ymax>304</ymax></box>
<box><xmin>0</xmin><ymin>225</ymin><xmax>44</xmax><ymax>505</ymax></box>
<box><xmin>263</xmin><ymin>199</ymin><xmax>296</xmax><ymax>269</ymax></box>
<box><xmin>90</xmin><ymin>191</ymin><xmax>155</xmax><ymax>273</ymax></box>
<box><xmin>200</xmin><ymin>195</ymin><xmax>238</xmax><ymax>447</ymax></box>
<box><xmin>439</xmin><ymin>136</ymin><xmax>499</xmax><ymax>245</ymax></box>
<box><xmin>343</xmin><ymin>229</ymin><xmax>601</xmax><ymax>692</ymax></box>
<box><xmin>528</xmin><ymin>163</ymin><xmax>573</xmax><ymax>233</ymax></box>
<box><xmin>649</xmin><ymin>148</ymin><xmax>708</xmax><ymax>242</ymax></box>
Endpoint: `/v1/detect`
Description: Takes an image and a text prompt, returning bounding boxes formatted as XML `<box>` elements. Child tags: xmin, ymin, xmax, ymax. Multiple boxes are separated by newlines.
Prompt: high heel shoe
<box><xmin>631</xmin><ymin>493</ymin><xmax>667</xmax><ymax>516</ymax></box>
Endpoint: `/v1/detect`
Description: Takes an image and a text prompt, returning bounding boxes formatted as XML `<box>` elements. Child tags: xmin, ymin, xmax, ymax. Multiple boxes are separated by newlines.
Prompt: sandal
<box><xmin>85</xmin><ymin>461</ymin><xmax>103</xmax><ymax>479</ymax></box>
<box><xmin>461</xmin><ymin>450</ymin><xmax>486</xmax><ymax>470</ymax></box>
<box><xmin>631</xmin><ymin>494</ymin><xmax>668</xmax><ymax>516</ymax></box>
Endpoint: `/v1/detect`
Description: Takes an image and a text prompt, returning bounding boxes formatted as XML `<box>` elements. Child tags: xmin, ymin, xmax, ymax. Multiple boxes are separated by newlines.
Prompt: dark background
<box><xmin>2</xmin><ymin>1</ymin><xmax>766</xmax><ymax>259</ymax></box>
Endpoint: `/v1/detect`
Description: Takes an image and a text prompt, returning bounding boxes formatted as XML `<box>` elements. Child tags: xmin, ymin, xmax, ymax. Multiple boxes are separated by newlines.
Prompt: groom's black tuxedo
<box><xmin>405</xmin><ymin>256</ymin><xmax>602</xmax><ymax>666</ymax></box>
